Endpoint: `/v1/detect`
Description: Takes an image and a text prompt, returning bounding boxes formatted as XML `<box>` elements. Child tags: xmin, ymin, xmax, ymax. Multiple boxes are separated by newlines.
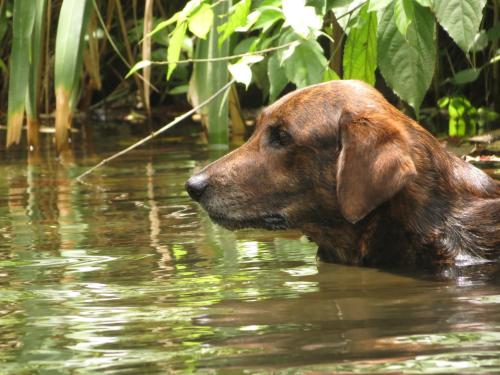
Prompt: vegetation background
<box><xmin>0</xmin><ymin>0</ymin><xmax>499</xmax><ymax>155</ymax></box>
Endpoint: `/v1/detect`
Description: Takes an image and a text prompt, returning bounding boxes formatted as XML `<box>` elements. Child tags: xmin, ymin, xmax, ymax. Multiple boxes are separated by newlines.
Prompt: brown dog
<box><xmin>186</xmin><ymin>80</ymin><xmax>500</xmax><ymax>270</ymax></box>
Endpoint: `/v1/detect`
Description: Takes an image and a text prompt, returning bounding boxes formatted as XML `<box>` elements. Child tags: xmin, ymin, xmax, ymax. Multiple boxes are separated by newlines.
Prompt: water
<box><xmin>1</xmin><ymin>134</ymin><xmax>500</xmax><ymax>374</ymax></box>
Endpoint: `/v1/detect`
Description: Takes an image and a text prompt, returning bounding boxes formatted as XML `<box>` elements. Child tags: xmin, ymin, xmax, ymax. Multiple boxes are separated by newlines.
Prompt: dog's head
<box><xmin>186</xmin><ymin>80</ymin><xmax>417</xmax><ymax>231</ymax></box>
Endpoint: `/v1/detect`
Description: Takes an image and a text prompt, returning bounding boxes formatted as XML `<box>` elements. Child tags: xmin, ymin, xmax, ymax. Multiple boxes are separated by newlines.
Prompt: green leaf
<box><xmin>228</xmin><ymin>55</ymin><xmax>264</xmax><ymax>88</ymax></box>
<box><xmin>233</xmin><ymin>36</ymin><xmax>259</xmax><ymax>55</ymax></box>
<box><xmin>268</xmin><ymin>53</ymin><xmax>288</xmax><ymax>102</ymax></box>
<box><xmin>368</xmin><ymin>0</ymin><xmax>392</xmax><ymax>13</ymax></box>
<box><xmin>343</xmin><ymin>3</ymin><xmax>377</xmax><ymax>85</ymax></box>
<box><xmin>282</xmin><ymin>0</ymin><xmax>322</xmax><ymax>38</ymax></box>
<box><xmin>218</xmin><ymin>0</ymin><xmax>251</xmax><ymax>45</ymax></box>
<box><xmin>487</xmin><ymin>23</ymin><xmax>500</xmax><ymax>41</ymax></box>
<box><xmin>252</xmin><ymin>7</ymin><xmax>284</xmax><ymax>32</ymax></box>
<box><xmin>126</xmin><ymin>60</ymin><xmax>152</xmax><ymax>78</ymax></box>
<box><xmin>414</xmin><ymin>0</ymin><xmax>432</xmax><ymax>7</ymax></box>
<box><xmin>54</xmin><ymin>0</ymin><xmax>91</xmax><ymax>151</ymax></box>
<box><xmin>188</xmin><ymin>3</ymin><xmax>213</xmax><ymax>39</ymax></box>
<box><xmin>282</xmin><ymin>40</ymin><xmax>327</xmax><ymax>88</ymax></box>
<box><xmin>470</xmin><ymin>30</ymin><xmax>488</xmax><ymax>52</ymax></box>
<box><xmin>331</xmin><ymin>0</ymin><xmax>365</xmax><ymax>31</ymax></box>
<box><xmin>179</xmin><ymin>0</ymin><xmax>204</xmax><ymax>20</ymax></box>
<box><xmin>323</xmin><ymin>67</ymin><xmax>340</xmax><ymax>81</ymax></box>
<box><xmin>167</xmin><ymin>22</ymin><xmax>187</xmax><ymax>79</ymax></box>
<box><xmin>26</xmin><ymin>0</ymin><xmax>47</xmax><ymax>121</ymax></box>
<box><xmin>378</xmin><ymin>1</ymin><xmax>435</xmax><ymax>114</ymax></box>
<box><xmin>434</xmin><ymin>0</ymin><xmax>487</xmax><ymax>52</ymax></box>
<box><xmin>148</xmin><ymin>12</ymin><xmax>179</xmax><ymax>38</ymax></box>
<box><xmin>168</xmin><ymin>84</ymin><xmax>189</xmax><ymax>95</ymax></box>
<box><xmin>6</xmin><ymin>0</ymin><xmax>36</xmax><ymax>146</ymax></box>
<box><xmin>450</xmin><ymin>68</ymin><xmax>481</xmax><ymax>85</ymax></box>
<box><xmin>394</xmin><ymin>0</ymin><xmax>414</xmax><ymax>36</ymax></box>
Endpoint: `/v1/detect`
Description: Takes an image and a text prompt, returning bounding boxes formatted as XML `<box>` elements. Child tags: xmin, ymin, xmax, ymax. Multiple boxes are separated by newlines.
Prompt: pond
<box><xmin>1</xmin><ymin>129</ymin><xmax>500</xmax><ymax>374</ymax></box>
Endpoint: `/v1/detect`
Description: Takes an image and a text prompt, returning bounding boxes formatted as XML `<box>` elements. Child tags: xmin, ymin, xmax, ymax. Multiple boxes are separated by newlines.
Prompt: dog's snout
<box><xmin>185</xmin><ymin>173</ymin><xmax>209</xmax><ymax>202</ymax></box>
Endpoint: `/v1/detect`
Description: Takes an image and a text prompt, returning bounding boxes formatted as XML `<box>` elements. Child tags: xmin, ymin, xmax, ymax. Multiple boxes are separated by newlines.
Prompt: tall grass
<box><xmin>54</xmin><ymin>0</ymin><xmax>91</xmax><ymax>153</ymax></box>
<box><xmin>6</xmin><ymin>0</ymin><xmax>36</xmax><ymax>148</ymax></box>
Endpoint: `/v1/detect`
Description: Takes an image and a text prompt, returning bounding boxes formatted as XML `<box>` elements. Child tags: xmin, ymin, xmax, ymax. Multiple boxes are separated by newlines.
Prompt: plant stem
<box><xmin>76</xmin><ymin>78</ymin><xmax>236</xmax><ymax>183</ymax></box>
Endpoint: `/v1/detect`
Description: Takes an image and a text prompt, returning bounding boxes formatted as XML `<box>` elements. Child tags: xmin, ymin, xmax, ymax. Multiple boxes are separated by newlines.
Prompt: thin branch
<box><xmin>144</xmin><ymin>41</ymin><xmax>299</xmax><ymax>66</ymax></box>
<box><xmin>76</xmin><ymin>78</ymin><xmax>236</xmax><ymax>183</ymax></box>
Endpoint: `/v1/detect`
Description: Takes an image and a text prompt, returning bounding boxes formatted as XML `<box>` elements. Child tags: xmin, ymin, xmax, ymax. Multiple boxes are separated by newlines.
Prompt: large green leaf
<box><xmin>343</xmin><ymin>3</ymin><xmax>377</xmax><ymax>85</ymax></box>
<box><xmin>6</xmin><ymin>0</ymin><xmax>36</xmax><ymax>147</ymax></box>
<box><xmin>434</xmin><ymin>0</ymin><xmax>487</xmax><ymax>53</ymax></box>
<box><xmin>282</xmin><ymin>40</ymin><xmax>327</xmax><ymax>88</ymax></box>
<box><xmin>378</xmin><ymin>2</ymin><xmax>435</xmax><ymax>114</ymax></box>
<box><xmin>268</xmin><ymin>53</ymin><xmax>288</xmax><ymax>102</ymax></box>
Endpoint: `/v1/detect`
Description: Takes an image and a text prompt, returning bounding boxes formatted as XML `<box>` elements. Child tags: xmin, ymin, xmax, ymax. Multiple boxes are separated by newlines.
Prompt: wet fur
<box><xmin>187</xmin><ymin>80</ymin><xmax>500</xmax><ymax>271</ymax></box>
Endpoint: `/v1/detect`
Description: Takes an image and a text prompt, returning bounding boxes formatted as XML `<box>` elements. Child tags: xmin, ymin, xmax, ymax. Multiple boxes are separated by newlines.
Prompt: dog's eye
<box><xmin>269</xmin><ymin>127</ymin><xmax>292</xmax><ymax>147</ymax></box>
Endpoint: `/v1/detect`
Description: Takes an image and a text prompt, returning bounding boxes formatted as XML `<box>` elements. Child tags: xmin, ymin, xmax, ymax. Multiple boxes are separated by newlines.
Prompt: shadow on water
<box><xmin>0</xmin><ymin>129</ymin><xmax>500</xmax><ymax>373</ymax></box>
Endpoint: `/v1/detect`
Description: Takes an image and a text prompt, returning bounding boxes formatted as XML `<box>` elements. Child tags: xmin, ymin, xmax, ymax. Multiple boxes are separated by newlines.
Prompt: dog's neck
<box><xmin>304</xmin><ymin>150</ymin><xmax>499</xmax><ymax>269</ymax></box>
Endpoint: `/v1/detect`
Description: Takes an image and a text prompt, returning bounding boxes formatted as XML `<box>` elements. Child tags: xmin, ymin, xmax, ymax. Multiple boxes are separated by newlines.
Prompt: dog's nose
<box><xmin>185</xmin><ymin>173</ymin><xmax>209</xmax><ymax>202</ymax></box>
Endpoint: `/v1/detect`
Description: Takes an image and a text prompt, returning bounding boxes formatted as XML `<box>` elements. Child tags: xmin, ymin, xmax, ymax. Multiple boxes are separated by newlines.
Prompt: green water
<box><xmin>1</xmin><ymin>136</ymin><xmax>500</xmax><ymax>374</ymax></box>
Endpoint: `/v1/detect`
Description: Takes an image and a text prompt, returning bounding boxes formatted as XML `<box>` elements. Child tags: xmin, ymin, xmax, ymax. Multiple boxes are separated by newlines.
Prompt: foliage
<box><xmin>0</xmin><ymin>0</ymin><xmax>499</xmax><ymax>155</ymax></box>
<box><xmin>138</xmin><ymin>0</ymin><xmax>499</xmax><ymax>130</ymax></box>
<box><xmin>54</xmin><ymin>0</ymin><xmax>92</xmax><ymax>153</ymax></box>
<box><xmin>438</xmin><ymin>95</ymin><xmax>499</xmax><ymax>136</ymax></box>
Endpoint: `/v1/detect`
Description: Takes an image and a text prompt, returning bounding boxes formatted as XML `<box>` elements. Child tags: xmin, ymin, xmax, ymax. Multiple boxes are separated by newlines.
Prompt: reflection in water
<box><xmin>0</xmin><ymin>140</ymin><xmax>499</xmax><ymax>373</ymax></box>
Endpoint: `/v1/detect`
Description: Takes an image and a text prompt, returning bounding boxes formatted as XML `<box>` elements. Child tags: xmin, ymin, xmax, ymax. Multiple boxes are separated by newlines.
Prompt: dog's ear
<box><xmin>336</xmin><ymin>113</ymin><xmax>417</xmax><ymax>223</ymax></box>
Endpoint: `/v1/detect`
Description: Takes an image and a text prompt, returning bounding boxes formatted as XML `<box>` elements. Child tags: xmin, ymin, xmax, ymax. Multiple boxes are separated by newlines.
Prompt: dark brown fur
<box><xmin>186</xmin><ymin>80</ymin><xmax>500</xmax><ymax>271</ymax></box>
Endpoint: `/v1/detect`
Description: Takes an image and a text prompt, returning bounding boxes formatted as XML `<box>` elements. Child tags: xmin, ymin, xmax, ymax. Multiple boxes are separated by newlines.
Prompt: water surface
<box><xmin>1</xmin><ymin>134</ymin><xmax>500</xmax><ymax>374</ymax></box>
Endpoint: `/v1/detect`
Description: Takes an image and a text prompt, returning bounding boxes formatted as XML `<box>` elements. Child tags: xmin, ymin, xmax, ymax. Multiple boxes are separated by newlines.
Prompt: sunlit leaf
<box><xmin>126</xmin><ymin>60</ymin><xmax>152</xmax><ymax>78</ymax></box>
<box><xmin>434</xmin><ymin>0</ymin><xmax>487</xmax><ymax>52</ymax></box>
<box><xmin>167</xmin><ymin>22</ymin><xmax>187</xmax><ymax>79</ymax></box>
<box><xmin>378</xmin><ymin>1</ymin><xmax>435</xmax><ymax>114</ymax></box>
<box><xmin>330</xmin><ymin>0</ymin><xmax>365</xmax><ymax>31</ymax></box>
<box><xmin>368</xmin><ymin>0</ymin><xmax>392</xmax><ymax>12</ymax></box>
<box><xmin>218</xmin><ymin>0</ymin><xmax>251</xmax><ymax>45</ymax></box>
<box><xmin>343</xmin><ymin>3</ymin><xmax>377</xmax><ymax>85</ymax></box>
<box><xmin>229</xmin><ymin>55</ymin><xmax>264</xmax><ymax>89</ymax></box>
<box><xmin>188</xmin><ymin>3</ymin><xmax>213</xmax><ymax>39</ymax></box>
<box><xmin>282</xmin><ymin>0</ymin><xmax>322</xmax><ymax>38</ymax></box>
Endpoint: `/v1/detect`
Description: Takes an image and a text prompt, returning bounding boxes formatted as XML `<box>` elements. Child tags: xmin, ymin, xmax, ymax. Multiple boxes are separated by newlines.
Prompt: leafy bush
<box><xmin>138</xmin><ymin>0</ymin><xmax>499</xmax><ymax>129</ymax></box>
